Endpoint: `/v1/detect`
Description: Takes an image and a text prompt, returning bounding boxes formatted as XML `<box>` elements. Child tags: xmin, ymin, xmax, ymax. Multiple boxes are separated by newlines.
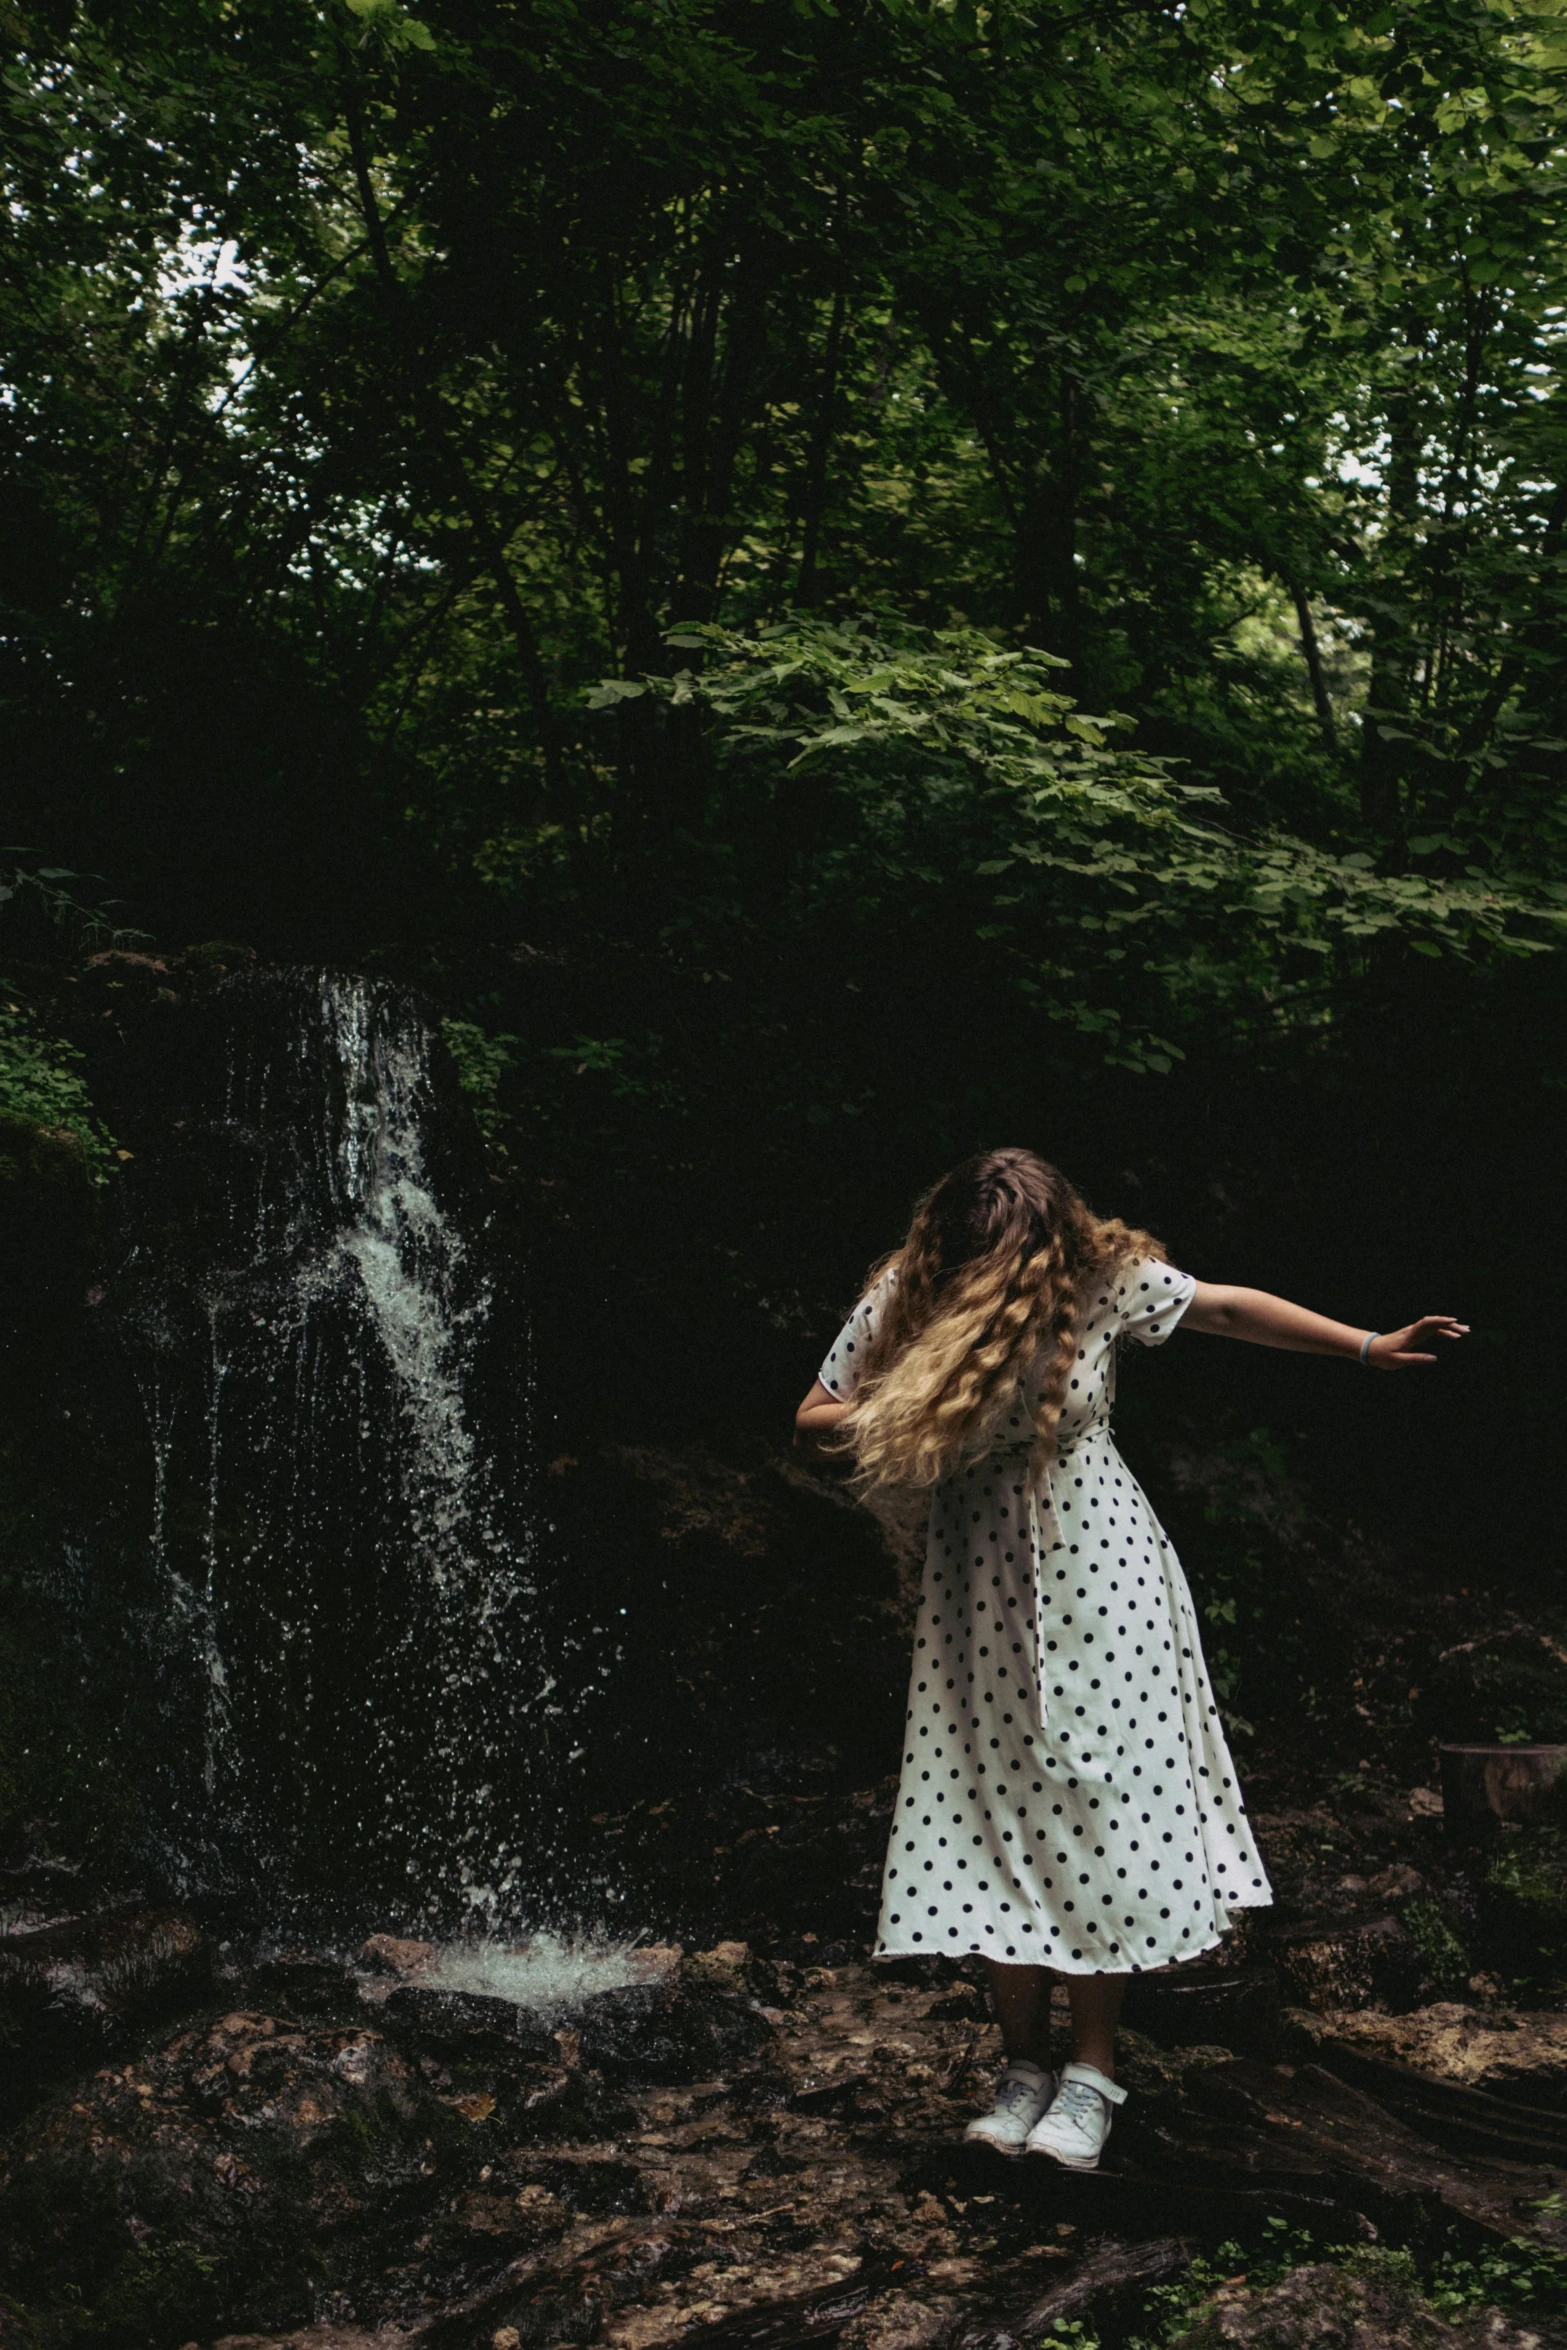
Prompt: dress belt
<box><xmin>983</xmin><ymin>1415</ymin><xmax>1112</xmax><ymax>1463</ymax></box>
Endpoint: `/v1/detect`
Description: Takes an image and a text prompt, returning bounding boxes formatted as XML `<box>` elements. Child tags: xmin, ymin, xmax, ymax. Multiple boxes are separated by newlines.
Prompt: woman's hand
<box><xmin>1366</xmin><ymin>1315</ymin><xmax>1470</xmax><ymax>1369</ymax></box>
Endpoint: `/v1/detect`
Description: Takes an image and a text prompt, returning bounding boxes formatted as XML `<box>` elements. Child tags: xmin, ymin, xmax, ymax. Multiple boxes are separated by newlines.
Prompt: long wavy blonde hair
<box><xmin>838</xmin><ymin>1149</ymin><xmax>1164</xmax><ymax>1493</ymax></box>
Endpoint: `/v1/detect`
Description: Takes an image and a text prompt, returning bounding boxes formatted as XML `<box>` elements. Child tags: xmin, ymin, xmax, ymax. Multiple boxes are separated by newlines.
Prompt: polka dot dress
<box><xmin>819</xmin><ymin>1258</ymin><xmax>1273</xmax><ymax>1973</ymax></box>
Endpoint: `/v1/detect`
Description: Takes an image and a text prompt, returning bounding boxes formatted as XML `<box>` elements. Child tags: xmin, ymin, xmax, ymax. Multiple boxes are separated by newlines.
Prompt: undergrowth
<box><xmin>0</xmin><ymin>1004</ymin><xmax>115</xmax><ymax>1179</ymax></box>
<box><xmin>1035</xmin><ymin>2214</ymin><xmax>1567</xmax><ymax>2349</ymax></box>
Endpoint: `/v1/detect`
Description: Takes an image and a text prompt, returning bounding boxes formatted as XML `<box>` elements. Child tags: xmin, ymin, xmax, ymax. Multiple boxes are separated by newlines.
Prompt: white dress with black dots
<box><xmin>818</xmin><ymin>1257</ymin><xmax>1273</xmax><ymax>1972</ymax></box>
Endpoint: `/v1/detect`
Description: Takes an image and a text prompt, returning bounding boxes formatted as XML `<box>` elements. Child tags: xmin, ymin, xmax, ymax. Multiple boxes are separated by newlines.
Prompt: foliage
<box><xmin>1399</xmin><ymin>1892</ymin><xmax>1473</xmax><ymax>1999</ymax></box>
<box><xmin>0</xmin><ymin>1007</ymin><xmax>115</xmax><ymax>1183</ymax></box>
<box><xmin>439</xmin><ymin>1017</ymin><xmax>517</xmax><ymax>1142</ymax></box>
<box><xmin>602</xmin><ymin>616</ymin><xmax>1567</xmax><ymax>1072</ymax></box>
<box><xmin>1425</xmin><ymin>2221</ymin><xmax>1567</xmax><ymax>2315</ymax></box>
<box><xmin>0</xmin><ymin>856</ymin><xmax>148</xmax><ymax>983</ymax></box>
<box><xmin>0</xmin><ymin>0</ymin><xmax>1565</xmax><ymax>1679</ymax></box>
<box><xmin>1122</xmin><ymin>2218</ymin><xmax>1323</xmax><ymax>2347</ymax></box>
<box><xmin>1483</xmin><ymin>1823</ymin><xmax>1567</xmax><ymax>1984</ymax></box>
<box><xmin>73</xmin><ymin>2239</ymin><xmax>223</xmax><ymax>2350</ymax></box>
<box><xmin>1075</xmin><ymin>2219</ymin><xmax>1567</xmax><ymax>2349</ymax></box>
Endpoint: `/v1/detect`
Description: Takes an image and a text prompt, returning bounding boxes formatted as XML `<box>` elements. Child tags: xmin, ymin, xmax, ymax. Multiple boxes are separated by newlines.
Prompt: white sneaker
<box><xmin>963</xmin><ymin>2061</ymin><xmax>1057</xmax><ymax>2157</ymax></box>
<box><xmin>1024</xmin><ymin>2060</ymin><xmax>1126</xmax><ymax>2170</ymax></box>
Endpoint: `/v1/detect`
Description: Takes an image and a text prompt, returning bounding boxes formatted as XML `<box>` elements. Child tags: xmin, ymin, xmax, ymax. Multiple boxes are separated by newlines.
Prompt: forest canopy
<box><xmin>5</xmin><ymin>0</ymin><xmax>1567</xmax><ymax>955</ymax></box>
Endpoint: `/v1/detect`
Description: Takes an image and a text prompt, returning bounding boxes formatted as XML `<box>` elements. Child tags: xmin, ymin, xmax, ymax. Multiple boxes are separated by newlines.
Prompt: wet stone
<box><xmin>383</xmin><ymin>1985</ymin><xmax>558</xmax><ymax>2060</ymax></box>
<box><xmin>251</xmin><ymin>1952</ymin><xmax>364</xmax><ymax>2019</ymax></box>
<box><xmin>0</xmin><ymin>2010</ymin><xmax>477</xmax><ymax>2342</ymax></box>
<box><xmin>12</xmin><ymin>1922</ymin><xmax>1567</xmax><ymax>2350</ymax></box>
<box><xmin>0</xmin><ymin>1900</ymin><xmax>211</xmax><ymax>2090</ymax></box>
<box><xmin>361</xmin><ymin>1936</ymin><xmax>439</xmax><ymax>1977</ymax></box>
<box><xmin>839</xmin><ymin>2292</ymin><xmax>963</xmax><ymax>2350</ymax></box>
<box><xmin>573</xmin><ymin>1970</ymin><xmax>774</xmax><ymax>2084</ymax></box>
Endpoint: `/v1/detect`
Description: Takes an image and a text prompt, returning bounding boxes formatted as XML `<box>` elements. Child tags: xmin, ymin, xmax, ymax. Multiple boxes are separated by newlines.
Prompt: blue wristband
<box><xmin>1360</xmin><ymin>1330</ymin><xmax>1380</xmax><ymax>1366</ymax></box>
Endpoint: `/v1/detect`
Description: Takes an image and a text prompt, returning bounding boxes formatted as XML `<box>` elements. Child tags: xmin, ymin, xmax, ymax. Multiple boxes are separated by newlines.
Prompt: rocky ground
<box><xmin>11</xmin><ymin>1769</ymin><xmax>1567</xmax><ymax>2350</ymax></box>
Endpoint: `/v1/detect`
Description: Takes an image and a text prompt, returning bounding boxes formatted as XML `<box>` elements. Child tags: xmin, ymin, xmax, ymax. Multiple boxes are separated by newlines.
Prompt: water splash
<box><xmin>359</xmin><ymin>1933</ymin><xmax>674</xmax><ymax>2019</ymax></box>
<box><xmin>113</xmin><ymin>970</ymin><xmax>583</xmax><ymax>1933</ymax></box>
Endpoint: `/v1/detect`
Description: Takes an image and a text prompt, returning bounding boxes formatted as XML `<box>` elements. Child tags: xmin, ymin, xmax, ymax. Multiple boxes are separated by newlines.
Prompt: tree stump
<box><xmin>1439</xmin><ymin>1743</ymin><xmax>1567</xmax><ymax>1836</ymax></box>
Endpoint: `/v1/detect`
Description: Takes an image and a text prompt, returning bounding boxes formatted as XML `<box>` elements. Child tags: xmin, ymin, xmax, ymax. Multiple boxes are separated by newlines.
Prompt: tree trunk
<box><xmin>1016</xmin><ymin>376</ymin><xmax>1081</xmax><ymax>668</ymax></box>
<box><xmin>1359</xmin><ymin>381</ymin><xmax>1422</xmax><ymax>829</ymax></box>
<box><xmin>1291</xmin><ymin>584</ymin><xmax>1336</xmax><ymax>751</ymax></box>
<box><xmin>797</xmin><ymin>286</ymin><xmax>847</xmax><ymax>606</ymax></box>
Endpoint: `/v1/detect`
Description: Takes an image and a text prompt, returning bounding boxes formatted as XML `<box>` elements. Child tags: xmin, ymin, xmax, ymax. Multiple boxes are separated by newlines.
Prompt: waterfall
<box><xmin>109</xmin><ymin>970</ymin><xmax>582</xmax><ymax>1934</ymax></box>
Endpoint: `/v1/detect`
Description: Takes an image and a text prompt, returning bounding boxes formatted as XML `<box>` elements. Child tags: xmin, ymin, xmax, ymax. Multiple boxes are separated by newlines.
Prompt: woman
<box><xmin>795</xmin><ymin>1149</ymin><xmax>1465</xmax><ymax>2171</ymax></box>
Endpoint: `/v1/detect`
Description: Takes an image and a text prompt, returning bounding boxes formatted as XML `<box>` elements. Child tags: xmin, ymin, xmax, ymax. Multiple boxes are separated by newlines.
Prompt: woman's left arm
<box><xmin>795</xmin><ymin>1379</ymin><xmax>853</xmax><ymax>1457</ymax></box>
<box><xmin>1183</xmin><ymin>1283</ymin><xmax>1469</xmax><ymax>1370</ymax></box>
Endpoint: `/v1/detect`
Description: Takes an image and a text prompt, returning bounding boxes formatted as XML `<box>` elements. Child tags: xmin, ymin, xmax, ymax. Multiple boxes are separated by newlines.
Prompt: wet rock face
<box><xmin>1170</xmin><ymin>2259</ymin><xmax>1567</xmax><ymax>2349</ymax></box>
<box><xmin>0</xmin><ymin>1950</ymin><xmax>794</xmax><ymax>2346</ymax></box>
<box><xmin>0</xmin><ymin>1901</ymin><xmax>211</xmax><ymax>2105</ymax></box>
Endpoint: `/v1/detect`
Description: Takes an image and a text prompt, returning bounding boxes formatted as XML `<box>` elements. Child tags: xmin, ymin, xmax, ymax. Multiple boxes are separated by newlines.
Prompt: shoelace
<box><xmin>993</xmin><ymin>2072</ymin><xmax>1046</xmax><ymax>2117</ymax></box>
<box><xmin>1049</xmin><ymin>2079</ymin><xmax>1106</xmax><ymax>2131</ymax></box>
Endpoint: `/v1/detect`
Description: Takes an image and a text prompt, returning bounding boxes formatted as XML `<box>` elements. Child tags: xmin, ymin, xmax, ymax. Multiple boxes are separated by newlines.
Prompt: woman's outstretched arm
<box><xmin>1183</xmin><ymin>1283</ymin><xmax>1468</xmax><ymax>1370</ymax></box>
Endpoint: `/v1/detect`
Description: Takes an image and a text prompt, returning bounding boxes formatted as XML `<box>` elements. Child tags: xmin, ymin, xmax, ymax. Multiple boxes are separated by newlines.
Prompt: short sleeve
<box><xmin>1114</xmin><ymin>1257</ymin><xmax>1196</xmax><ymax>1348</ymax></box>
<box><xmin>817</xmin><ymin>1268</ymin><xmax>896</xmax><ymax>1401</ymax></box>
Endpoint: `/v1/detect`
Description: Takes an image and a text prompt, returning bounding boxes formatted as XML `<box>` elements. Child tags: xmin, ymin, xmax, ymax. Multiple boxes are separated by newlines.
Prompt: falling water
<box><xmin>110</xmin><ymin>970</ymin><xmax>584</xmax><ymax>1933</ymax></box>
